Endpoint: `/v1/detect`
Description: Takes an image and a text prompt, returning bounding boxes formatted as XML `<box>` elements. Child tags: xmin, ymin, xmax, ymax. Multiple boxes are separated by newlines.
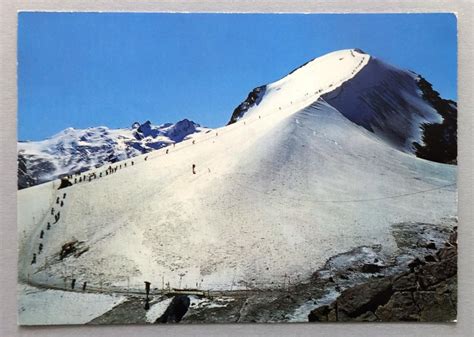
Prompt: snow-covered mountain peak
<box><xmin>228</xmin><ymin>49</ymin><xmax>370</xmax><ymax>123</ymax></box>
<box><xmin>229</xmin><ymin>49</ymin><xmax>456</xmax><ymax>162</ymax></box>
<box><xmin>272</xmin><ymin>49</ymin><xmax>367</xmax><ymax>88</ymax></box>
<box><xmin>229</xmin><ymin>49</ymin><xmax>370</xmax><ymax>125</ymax></box>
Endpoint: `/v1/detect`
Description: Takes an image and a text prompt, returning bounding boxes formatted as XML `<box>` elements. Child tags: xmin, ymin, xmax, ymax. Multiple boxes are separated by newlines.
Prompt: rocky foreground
<box><xmin>309</xmin><ymin>225</ymin><xmax>457</xmax><ymax>322</ymax></box>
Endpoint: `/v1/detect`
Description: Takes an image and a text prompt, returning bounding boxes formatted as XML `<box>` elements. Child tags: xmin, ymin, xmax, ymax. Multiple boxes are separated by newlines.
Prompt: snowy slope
<box><xmin>18</xmin><ymin>283</ymin><xmax>125</xmax><ymax>325</ymax></box>
<box><xmin>230</xmin><ymin>49</ymin><xmax>370</xmax><ymax>124</ymax></box>
<box><xmin>230</xmin><ymin>49</ymin><xmax>456</xmax><ymax>160</ymax></box>
<box><xmin>18</xmin><ymin>49</ymin><xmax>457</xmax><ymax>293</ymax></box>
<box><xmin>18</xmin><ymin>119</ymin><xmax>207</xmax><ymax>189</ymax></box>
<box><xmin>321</xmin><ymin>55</ymin><xmax>441</xmax><ymax>151</ymax></box>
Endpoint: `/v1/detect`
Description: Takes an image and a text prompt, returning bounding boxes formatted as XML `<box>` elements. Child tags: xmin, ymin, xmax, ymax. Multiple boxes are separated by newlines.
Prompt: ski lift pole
<box><xmin>144</xmin><ymin>281</ymin><xmax>151</xmax><ymax>310</ymax></box>
<box><xmin>144</xmin><ymin>281</ymin><xmax>151</xmax><ymax>297</ymax></box>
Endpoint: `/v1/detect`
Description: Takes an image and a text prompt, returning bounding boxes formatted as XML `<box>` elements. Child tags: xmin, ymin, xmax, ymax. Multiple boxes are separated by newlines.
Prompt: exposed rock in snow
<box><xmin>308</xmin><ymin>226</ymin><xmax>458</xmax><ymax>322</ymax></box>
<box><xmin>228</xmin><ymin>85</ymin><xmax>266</xmax><ymax>125</ymax></box>
<box><xmin>413</xmin><ymin>77</ymin><xmax>457</xmax><ymax>164</ymax></box>
<box><xmin>145</xmin><ymin>297</ymin><xmax>173</xmax><ymax>323</ymax></box>
<box><xmin>155</xmin><ymin>295</ymin><xmax>191</xmax><ymax>323</ymax></box>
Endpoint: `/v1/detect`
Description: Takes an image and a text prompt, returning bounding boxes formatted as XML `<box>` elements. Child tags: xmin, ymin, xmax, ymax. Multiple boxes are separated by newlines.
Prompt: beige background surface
<box><xmin>1</xmin><ymin>1</ymin><xmax>473</xmax><ymax>336</ymax></box>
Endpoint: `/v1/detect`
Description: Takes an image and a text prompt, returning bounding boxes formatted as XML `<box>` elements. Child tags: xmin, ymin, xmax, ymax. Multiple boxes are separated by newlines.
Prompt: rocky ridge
<box><xmin>308</xmin><ymin>224</ymin><xmax>457</xmax><ymax>322</ymax></box>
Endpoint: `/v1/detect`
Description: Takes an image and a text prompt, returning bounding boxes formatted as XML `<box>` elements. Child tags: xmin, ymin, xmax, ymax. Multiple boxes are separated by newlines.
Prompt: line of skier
<box><xmin>31</xmin><ymin>192</ymin><xmax>68</xmax><ymax>265</ymax></box>
<box><xmin>54</xmin><ymin>57</ymin><xmax>364</xmax><ymax>191</ymax></box>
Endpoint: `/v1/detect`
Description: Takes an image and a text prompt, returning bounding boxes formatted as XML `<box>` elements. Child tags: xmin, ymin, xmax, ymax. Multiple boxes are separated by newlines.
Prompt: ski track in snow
<box><xmin>18</xmin><ymin>49</ymin><xmax>456</xmax><ymax>299</ymax></box>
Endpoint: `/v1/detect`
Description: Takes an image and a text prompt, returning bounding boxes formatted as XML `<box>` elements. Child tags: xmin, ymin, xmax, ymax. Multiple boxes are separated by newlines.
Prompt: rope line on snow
<box><xmin>232</xmin><ymin>179</ymin><xmax>456</xmax><ymax>204</ymax></box>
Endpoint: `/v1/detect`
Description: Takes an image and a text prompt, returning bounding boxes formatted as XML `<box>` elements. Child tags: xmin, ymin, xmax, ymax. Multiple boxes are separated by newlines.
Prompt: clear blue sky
<box><xmin>18</xmin><ymin>13</ymin><xmax>457</xmax><ymax>141</ymax></box>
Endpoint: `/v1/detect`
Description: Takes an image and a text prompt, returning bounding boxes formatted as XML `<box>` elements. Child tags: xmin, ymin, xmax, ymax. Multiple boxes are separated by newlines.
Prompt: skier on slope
<box><xmin>53</xmin><ymin>212</ymin><xmax>60</xmax><ymax>224</ymax></box>
<box><xmin>192</xmin><ymin>164</ymin><xmax>196</xmax><ymax>175</ymax></box>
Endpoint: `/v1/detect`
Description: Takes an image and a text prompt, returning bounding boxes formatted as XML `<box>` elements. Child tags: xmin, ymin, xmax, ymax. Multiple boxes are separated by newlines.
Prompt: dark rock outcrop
<box><xmin>58</xmin><ymin>177</ymin><xmax>73</xmax><ymax>189</ymax></box>
<box><xmin>336</xmin><ymin>278</ymin><xmax>393</xmax><ymax>320</ymax></box>
<box><xmin>227</xmin><ymin>85</ymin><xmax>266</xmax><ymax>125</ymax></box>
<box><xmin>361</xmin><ymin>263</ymin><xmax>384</xmax><ymax>273</ymax></box>
<box><xmin>309</xmin><ymin>227</ymin><xmax>457</xmax><ymax>322</ymax></box>
<box><xmin>413</xmin><ymin>76</ymin><xmax>457</xmax><ymax>164</ymax></box>
<box><xmin>17</xmin><ymin>152</ymin><xmax>36</xmax><ymax>189</ymax></box>
<box><xmin>18</xmin><ymin>151</ymin><xmax>56</xmax><ymax>189</ymax></box>
<box><xmin>156</xmin><ymin>295</ymin><xmax>191</xmax><ymax>323</ymax></box>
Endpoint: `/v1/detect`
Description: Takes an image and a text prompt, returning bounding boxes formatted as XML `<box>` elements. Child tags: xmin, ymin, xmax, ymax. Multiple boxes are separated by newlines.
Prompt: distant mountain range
<box><xmin>18</xmin><ymin>119</ymin><xmax>207</xmax><ymax>189</ymax></box>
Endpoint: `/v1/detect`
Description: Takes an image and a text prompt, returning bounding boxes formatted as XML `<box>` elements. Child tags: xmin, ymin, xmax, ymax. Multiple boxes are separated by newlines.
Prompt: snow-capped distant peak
<box><xmin>18</xmin><ymin>119</ymin><xmax>208</xmax><ymax>189</ymax></box>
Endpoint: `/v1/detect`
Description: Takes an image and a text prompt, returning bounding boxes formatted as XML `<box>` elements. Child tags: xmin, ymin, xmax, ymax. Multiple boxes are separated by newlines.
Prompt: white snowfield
<box><xmin>18</xmin><ymin>49</ymin><xmax>456</xmax><ymax>294</ymax></box>
<box><xmin>17</xmin><ymin>284</ymin><xmax>126</xmax><ymax>325</ymax></box>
